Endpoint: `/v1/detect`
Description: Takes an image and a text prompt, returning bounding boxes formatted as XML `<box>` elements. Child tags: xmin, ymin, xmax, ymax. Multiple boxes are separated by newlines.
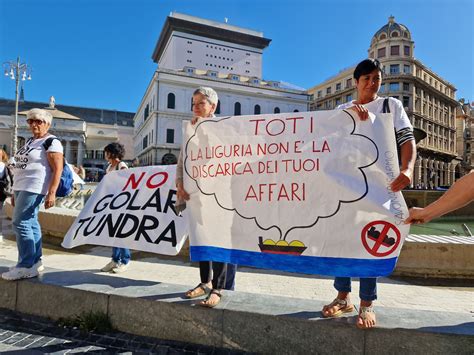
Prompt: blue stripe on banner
<box><xmin>190</xmin><ymin>246</ymin><xmax>398</xmax><ymax>277</ymax></box>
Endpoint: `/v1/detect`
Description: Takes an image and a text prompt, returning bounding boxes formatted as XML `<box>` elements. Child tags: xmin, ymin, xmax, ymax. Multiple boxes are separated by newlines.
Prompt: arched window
<box><xmin>391</xmin><ymin>31</ymin><xmax>399</xmax><ymax>37</ymax></box>
<box><xmin>293</xmin><ymin>109</ymin><xmax>299</xmax><ymax>112</ymax></box>
<box><xmin>215</xmin><ymin>100</ymin><xmax>221</xmax><ymax>115</ymax></box>
<box><xmin>234</xmin><ymin>102</ymin><xmax>241</xmax><ymax>116</ymax></box>
<box><xmin>167</xmin><ymin>93</ymin><xmax>175</xmax><ymax>109</ymax></box>
<box><xmin>254</xmin><ymin>104</ymin><xmax>261</xmax><ymax>114</ymax></box>
<box><xmin>379</xmin><ymin>33</ymin><xmax>387</xmax><ymax>40</ymax></box>
<box><xmin>274</xmin><ymin>107</ymin><xmax>280</xmax><ymax>114</ymax></box>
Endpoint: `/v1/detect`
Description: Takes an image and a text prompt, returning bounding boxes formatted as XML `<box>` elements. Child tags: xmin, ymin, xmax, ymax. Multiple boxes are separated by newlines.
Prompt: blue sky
<box><xmin>0</xmin><ymin>0</ymin><xmax>472</xmax><ymax>112</ymax></box>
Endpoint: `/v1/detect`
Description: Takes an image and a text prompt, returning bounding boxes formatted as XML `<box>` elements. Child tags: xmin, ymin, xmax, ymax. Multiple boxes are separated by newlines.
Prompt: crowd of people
<box><xmin>1</xmin><ymin>59</ymin><xmax>472</xmax><ymax>330</ymax></box>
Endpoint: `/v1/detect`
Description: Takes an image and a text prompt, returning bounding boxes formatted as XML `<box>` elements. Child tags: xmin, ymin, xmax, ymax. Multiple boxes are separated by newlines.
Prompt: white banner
<box><xmin>183</xmin><ymin>109</ymin><xmax>410</xmax><ymax>277</ymax></box>
<box><xmin>62</xmin><ymin>165</ymin><xmax>188</xmax><ymax>255</ymax></box>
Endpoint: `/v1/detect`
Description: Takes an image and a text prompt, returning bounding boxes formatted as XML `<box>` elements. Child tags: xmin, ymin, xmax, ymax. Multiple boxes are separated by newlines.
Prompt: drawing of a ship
<box><xmin>258</xmin><ymin>236</ymin><xmax>307</xmax><ymax>255</ymax></box>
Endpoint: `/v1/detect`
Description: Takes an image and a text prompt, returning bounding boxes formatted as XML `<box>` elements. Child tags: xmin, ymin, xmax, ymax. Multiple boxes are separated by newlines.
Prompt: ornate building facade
<box><xmin>134</xmin><ymin>13</ymin><xmax>309</xmax><ymax>166</ymax></box>
<box><xmin>456</xmin><ymin>100</ymin><xmax>474</xmax><ymax>175</ymax></box>
<box><xmin>308</xmin><ymin>16</ymin><xmax>461</xmax><ymax>188</ymax></box>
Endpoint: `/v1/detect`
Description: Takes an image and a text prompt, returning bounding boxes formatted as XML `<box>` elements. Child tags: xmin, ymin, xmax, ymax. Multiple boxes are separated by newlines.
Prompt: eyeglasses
<box><xmin>26</xmin><ymin>119</ymin><xmax>46</xmax><ymax>125</ymax></box>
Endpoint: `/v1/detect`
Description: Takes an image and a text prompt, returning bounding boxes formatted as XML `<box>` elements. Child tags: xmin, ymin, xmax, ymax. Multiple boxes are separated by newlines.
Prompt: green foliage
<box><xmin>58</xmin><ymin>311</ymin><xmax>113</xmax><ymax>333</ymax></box>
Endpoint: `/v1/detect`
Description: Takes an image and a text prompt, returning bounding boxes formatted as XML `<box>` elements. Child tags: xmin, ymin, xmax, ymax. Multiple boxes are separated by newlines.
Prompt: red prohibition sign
<box><xmin>361</xmin><ymin>220</ymin><xmax>401</xmax><ymax>257</ymax></box>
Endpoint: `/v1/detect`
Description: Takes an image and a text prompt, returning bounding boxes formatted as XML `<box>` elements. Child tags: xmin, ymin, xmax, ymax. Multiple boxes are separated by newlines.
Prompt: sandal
<box><xmin>322</xmin><ymin>298</ymin><xmax>355</xmax><ymax>318</ymax></box>
<box><xmin>185</xmin><ymin>283</ymin><xmax>211</xmax><ymax>299</ymax></box>
<box><xmin>198</xmin><ymin>289</ymin><xmax>222</xmax><ymax>308</ymax></box>
<box><xmin>356</xmin><ymin>305</ymin><xmax>376</xmax><ymax>329</ymax></box>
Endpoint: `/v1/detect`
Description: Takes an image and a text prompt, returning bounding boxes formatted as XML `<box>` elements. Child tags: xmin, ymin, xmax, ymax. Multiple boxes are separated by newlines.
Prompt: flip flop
<box><xmin>356</xmin><ymin>305</ymin><xmax>376</xmax><ymax>329</ymax></box>
<box><xmin>198</xmin><ymin>289</ymin><xmax>222</xmax><ymax>308</ymax></box>
<box><xmin>185</xmin><ymin>283</ymin><xmax>211</xmax><ymax>299</ymax></box>
<box><xmin>322</xmin><ymin>298</ymin><xmax>355</xmax><ymax>318</ymax></box>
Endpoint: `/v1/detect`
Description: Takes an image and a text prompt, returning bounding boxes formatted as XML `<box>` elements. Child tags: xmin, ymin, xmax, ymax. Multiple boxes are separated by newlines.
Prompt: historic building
<box><xmin>456</xmin><ymin>99</ymin><xmax>474</xmax><ymax>176</ymax></box>
<box><xmin>308</xmin><ymin>16</ymin><xmax>461</xmax><ymax>188</ymax></box>
<box><xmin>0</xmin><ymin>97</ymin><xmax>134</xmax><ymax>174</ymax></box>
<box><xmin>134</xmin><ymin>12</ymin><xmax>309</xmax><ymax>166</ymax></box>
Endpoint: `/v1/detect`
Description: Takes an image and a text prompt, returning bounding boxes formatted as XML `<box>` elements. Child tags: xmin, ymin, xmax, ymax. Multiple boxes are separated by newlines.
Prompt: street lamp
<box><xmin>3</xmin><ymin>57</ymin><xmax>32</xmax><ymax>156</ymax></box>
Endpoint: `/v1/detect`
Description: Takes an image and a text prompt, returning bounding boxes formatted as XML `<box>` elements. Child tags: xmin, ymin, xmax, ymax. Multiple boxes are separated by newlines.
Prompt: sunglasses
<box><xmin>26</xmin><ymin>119</ymin><xmax>46</xmax><ymax>125</ymax></box>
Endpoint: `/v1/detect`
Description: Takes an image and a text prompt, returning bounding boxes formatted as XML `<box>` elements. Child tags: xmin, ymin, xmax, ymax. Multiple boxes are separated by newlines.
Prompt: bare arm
<box><xmin>405</xmin><ymin>172</ymin><xmax>474</xmax><ymax>224</ymax></box>
<box><xmin>391</xmin><ymin>139</ymin><xmax>416</xmax><ymax>192</ymax></box>
<box><xmin>45</xmin><ymin>152</ymin><xmax>63</xmax><ymax>209</ymax></box>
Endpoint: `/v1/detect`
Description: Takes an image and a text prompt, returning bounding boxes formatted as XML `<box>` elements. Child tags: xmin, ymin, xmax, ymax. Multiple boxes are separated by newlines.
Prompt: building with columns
<box><xmin>456</xmin><ymin>100</ymin><xmax>474</xmax><ymax>175</ymax></box>
<box><xmin>0</xmin><ymin>97</ymin><xmax>134</xmax><ymax>172</ymax></box>
<box><xmin>308</xmin><ymin>16</ymin><xmax>462</xmax><ymax>188</ymax></box>
<box><xmin>134</xmin><ymin>12</ymin><xmax>309</xmax><ymax>165</ymax></box>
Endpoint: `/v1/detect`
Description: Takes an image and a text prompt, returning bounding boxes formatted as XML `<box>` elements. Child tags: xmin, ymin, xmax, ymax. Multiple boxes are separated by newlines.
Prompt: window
<box><xmin>144</xmin><ymin>104</ymin><xmax>149</xmax><ymax>120</ymax></box>
<box><xmin>403</xmin><ymin>96</ymin><xmax>410</xmax><ymax>108</ymax></box>
<box><xmin>345</xmin><ymin>78</ymin><xmax>352</xmax><ymax>88</ymax></box>
<box><xmin>234</xmin><ymin>102</ymin><xmax>241</xmax><ymax>116</ymax></box>
<box><xmin>390</xmin><ymin>64</ymin><xmax>400</xmax><ymax>74</ymax></box>
<box><xmin>404</xmin><ymin>46</ymin><xmax>410</xmax><ymax>56</ymax></box>
<box><xmin>215</xmin><ymin>100</ymin><xmax>221</xmax><ymax>115</ymax></box>
<box><xmin>346</xmin><ymin>94</ymin><xmax>352</xmax><ymax>102</ymax></box>
<box><xmin>317</xmin><ymin>90</ymin><xmax>322</xmax><ymax>98</ymax></box>
<box><xmin>391</xmin><ymin>31</ymin><xmax>399</xmax><ymax>37</ymax></box>
<box><xmin>142</xmin><ymin>136</ymin><xmax>148</xmax><ymax>150</ymax></box>
<box><xmin>369</xmin><ymin>51</ymin><xmax>374</xmax><ymax>58</ymax></box>
<box><xmin>274</xmin><ymin>107</ymin><xmax>280</xmax><ymax>114</ymax></box>
<box><xmin>390</xmin><ymin>45</ymin><xmax>400</xmax><ymax>56</ymax></box>
<box><xmin>403</xmin><ymin>82</ymin><xmax>410</xmax><ymax>91</ymax></box>
<box><xmin>167</xmin><ymin>93</ymin><xmax>175</xmax><ymax>109</ymax></box>
<box><xmin>377</xmin><ymin>47</ymin><xmax>386</xmax><ymax>58</ymax></box>
<box><xmin>336</xmin><ymin>83</ymin><xmax>341</xmax><ymax>91</ymax></box>
<box><xmin>403</xmin><ymin>64</ymin><xmax>410</xmax><ymax>74</ymax></box>
<box><xmin>379</xmin><ymin>33</ymin><xmax>386</xmax><ymax>40</ymax></box>
<box><xmin>326</xmin><ymin>87</ymin><xmax>331</xmax><ymax>94</ymax></box>
<box><xmin>335</xmin><ymin>98</ymin><xmax>341</xmax><ymax>106</ymax></box>
<box><xmin>166</xmin><ymin>129</ymin><xmax>174</xmax><ymax>144</ymax></box>
<box><xmin>380</xmin><ymin>83</ymin><xmax>386</xmax><ymax>93</ymax></box>
<box><xmin>389</xmin><ymin>82</ymin><xmax>400</xmax><ymax>91</ymax></box>
<box><xmin>254</xmin><ymin>104</ymin><xmax>261</xmax><ymax>115</ymax></box>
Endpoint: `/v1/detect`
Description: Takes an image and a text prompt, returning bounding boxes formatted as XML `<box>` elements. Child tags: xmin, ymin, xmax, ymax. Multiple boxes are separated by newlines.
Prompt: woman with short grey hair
<box><xmin>2</xmin><ymin>108</ymin><xmax>63</xmax><ymax>281</ymax></box>
<box><xmin>176</xmin><ymin>87</ymin><xmax>237</xmax><ymax>307</ymax></box>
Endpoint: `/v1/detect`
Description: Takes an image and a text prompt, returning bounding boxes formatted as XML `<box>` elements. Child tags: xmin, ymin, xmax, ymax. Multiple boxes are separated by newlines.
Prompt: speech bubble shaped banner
<box><xmin>183</xmin><ymin>110</ymin><xmax>410</xmax><ymax>277</ymax></box>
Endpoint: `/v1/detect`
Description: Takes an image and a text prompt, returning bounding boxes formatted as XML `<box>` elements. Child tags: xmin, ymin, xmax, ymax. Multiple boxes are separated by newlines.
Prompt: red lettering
<box><xmin>122</xmin><ymin>172</ymin><xmax>146</xmax><ymax>191</ymax></box>
<box><xmin>146</xmin><ymin>172</ymin><xmax>169</xmax><ymax>189</ymax></box>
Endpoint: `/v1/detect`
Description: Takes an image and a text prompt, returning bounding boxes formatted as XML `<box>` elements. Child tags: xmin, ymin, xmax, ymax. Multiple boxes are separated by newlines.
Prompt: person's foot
<box><xmin>101</xmin><ymin>260</ymin><xmax>119</xmax><ymax>272</ymax></box>
<box><xmin>199</xmin><ymin>289</ymin><xmax>222</xmax><ymax>308</ymax></box>
<box><xmin>34</xmin><ymin>260</ymin><xmax>44</xmax><ymax>273</ymax></box>
<box><xmin>2</xmin><ymin>267</ymin><xmax>39</xmax><ymax>281</ymax></box>
<box><xmin>112</xmin><ymin>263</ymin><xmax>129</xmax><ymax>273</ymax></box>
<box><xmin>356</xmin><ymin>304</ymin><xmax>376</xmax><ymax>329</ymax></box>
<box><xmin>322</xmin><ymin>297</ymin><xmax>354</xmax><ymax>318</ymax></box>
<box><xmin>185</xmin><ymin>283</ymin><xmax>212</xmax><ymax>299</ymax></box>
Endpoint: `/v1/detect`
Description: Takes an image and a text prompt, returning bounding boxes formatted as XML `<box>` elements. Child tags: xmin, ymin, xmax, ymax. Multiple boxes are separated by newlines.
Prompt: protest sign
<box><xmin>62</xmin><ymin>165</ymin><xmax>188</xmax><ymax>255</ymax></box>
<box><xmin>183</xmin><ymin>109</ymin><xmax>409</xmax><ymax>277</ymax></box>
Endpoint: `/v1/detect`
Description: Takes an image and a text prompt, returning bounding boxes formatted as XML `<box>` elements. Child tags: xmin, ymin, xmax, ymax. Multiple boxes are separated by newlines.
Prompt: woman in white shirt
<box><xmin>0</xmin><ymin>148</ymin><xmax>10</xmax><ymax>231</ymax></box>
<box><xmin>2</xmin><ymin>109</ymin><xmax>64</xmax><ymax>281</ymax></box>
<box><xmin>322</xmin><ymin>59</ymin><xmax>416</xmax><ymax>329</ymax></box>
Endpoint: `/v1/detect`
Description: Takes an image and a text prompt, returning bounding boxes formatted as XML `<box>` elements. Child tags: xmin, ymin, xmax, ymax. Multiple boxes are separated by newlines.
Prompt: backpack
<box><xmin>0</xmin><ymin>165</ymin><xmax>13</xmax><ymax>202</ymax></box>
<box><xmin>43</xmin><ymin>137</ymin><xmax>74</xmax><ymax>197</ymax></box>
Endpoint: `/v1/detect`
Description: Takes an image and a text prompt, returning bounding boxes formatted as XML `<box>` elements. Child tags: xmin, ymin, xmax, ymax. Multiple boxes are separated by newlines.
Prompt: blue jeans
<box><xmin>112</xmin><ymin>247</ymin><xmax>131</xmax><ymax>265</ymax></box>
<box><xmin>12</xmin><ymin>191</ymin><xmax>45</xmax><ymax>268</ymax></box>
<box><xmin>334</xmin><ymin>277</ymin><xmax>377</xmax><ymax>301</ymax></box>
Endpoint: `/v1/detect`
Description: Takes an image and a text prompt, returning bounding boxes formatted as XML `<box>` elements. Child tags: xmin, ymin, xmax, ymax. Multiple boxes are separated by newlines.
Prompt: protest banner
<box><xmin>62</xmin><ymin>165</ymin><xmax>188</xmax><ymax>255</ymax></box>
<box><xmin>183</xmin><ymin>109</ymin><xmax>410</xmax><ymax>277</ymax></box>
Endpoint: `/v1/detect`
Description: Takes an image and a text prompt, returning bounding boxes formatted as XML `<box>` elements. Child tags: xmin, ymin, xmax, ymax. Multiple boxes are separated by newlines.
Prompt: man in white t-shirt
<box><xmin>2</xmin><ymin>108</ymin><xmax>64</xmax><ymax>281</ymax></box>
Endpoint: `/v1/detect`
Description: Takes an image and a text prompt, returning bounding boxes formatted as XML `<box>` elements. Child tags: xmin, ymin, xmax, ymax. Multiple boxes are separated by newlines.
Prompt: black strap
<box><xmin>382</xmin><ymin>98</ymin><xmax>390</xmax><ymax>113</ymax></box>
<box><xmin>42</xmin><ymin>136</ymin><xmax>59</xmax><ymax>151</ymax></box>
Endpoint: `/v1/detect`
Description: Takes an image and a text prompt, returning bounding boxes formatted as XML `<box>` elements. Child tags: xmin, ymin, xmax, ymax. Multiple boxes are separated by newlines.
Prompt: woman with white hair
<box><xmin>2</xmin><ymin>108</ymin><xmax>64</xmax><ymax>281</ymax></box>
<box><xmin>176</xmin><ymin>87</ymin><xmax>237</xmax><ymax>308</ymax></box>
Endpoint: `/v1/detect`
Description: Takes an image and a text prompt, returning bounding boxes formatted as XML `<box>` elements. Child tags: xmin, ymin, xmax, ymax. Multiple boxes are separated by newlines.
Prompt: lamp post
<box><xmin>3</xmin><ymin>57</ymin><xmax>32</xmax><ymax>156</ymax></box>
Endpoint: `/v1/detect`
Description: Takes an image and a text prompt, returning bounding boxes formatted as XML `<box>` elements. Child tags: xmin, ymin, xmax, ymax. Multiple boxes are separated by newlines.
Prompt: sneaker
<box><xmin>8</xmin><ymin>260</ymin><xmax>44</xmax><ymax>272</ymax></box>
<box><xmin>34</xmin><ymin>260</ymin><xmax>45</xmax><ymax>273</ymax></box>
<box><xmin>101</xmin><ymin>260</ymin><xmax>119</xmax><ymax>272</ymax></box>
<box><xmin>2</xmin><ymin>267</ymin><xmax>39</xmax><ymax>281</ymax></box>
<box><xmin>112</xmin><ymin>263</ymin><xmax>129</xmax><ymax>273</ymax></box>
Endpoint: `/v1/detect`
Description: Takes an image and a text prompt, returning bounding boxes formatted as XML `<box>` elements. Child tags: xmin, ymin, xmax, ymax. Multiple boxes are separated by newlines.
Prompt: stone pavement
<box><xmin>0</xmin><ymin>210</ymin><xmax>473</xmax><ymax>353</ymax></box>
<box><xmin>0</xmin><ymin>309</ymin><xmax>243</xmax><ymax>354</ymax></box>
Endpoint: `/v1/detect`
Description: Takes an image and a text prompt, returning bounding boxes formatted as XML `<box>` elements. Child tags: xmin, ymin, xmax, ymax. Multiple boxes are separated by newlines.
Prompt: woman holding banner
<box><xmin>2</xmin><ymin>109</ymin><xmax>63</xmax><ymax>281</ymax></box>
<box><xmin>176</xmin><ymin>86</ymin><xmax>237</xmax><ymax>307</ymax></box>
<box><xmin>321</xmin><ymin>59</ymin><xmax>416</xmax><ymax>329</ymax></box>
<box><xmin>100</xmin><ymin>142</ymin><xmax>131</xmax><ymax>273</ymax></box>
